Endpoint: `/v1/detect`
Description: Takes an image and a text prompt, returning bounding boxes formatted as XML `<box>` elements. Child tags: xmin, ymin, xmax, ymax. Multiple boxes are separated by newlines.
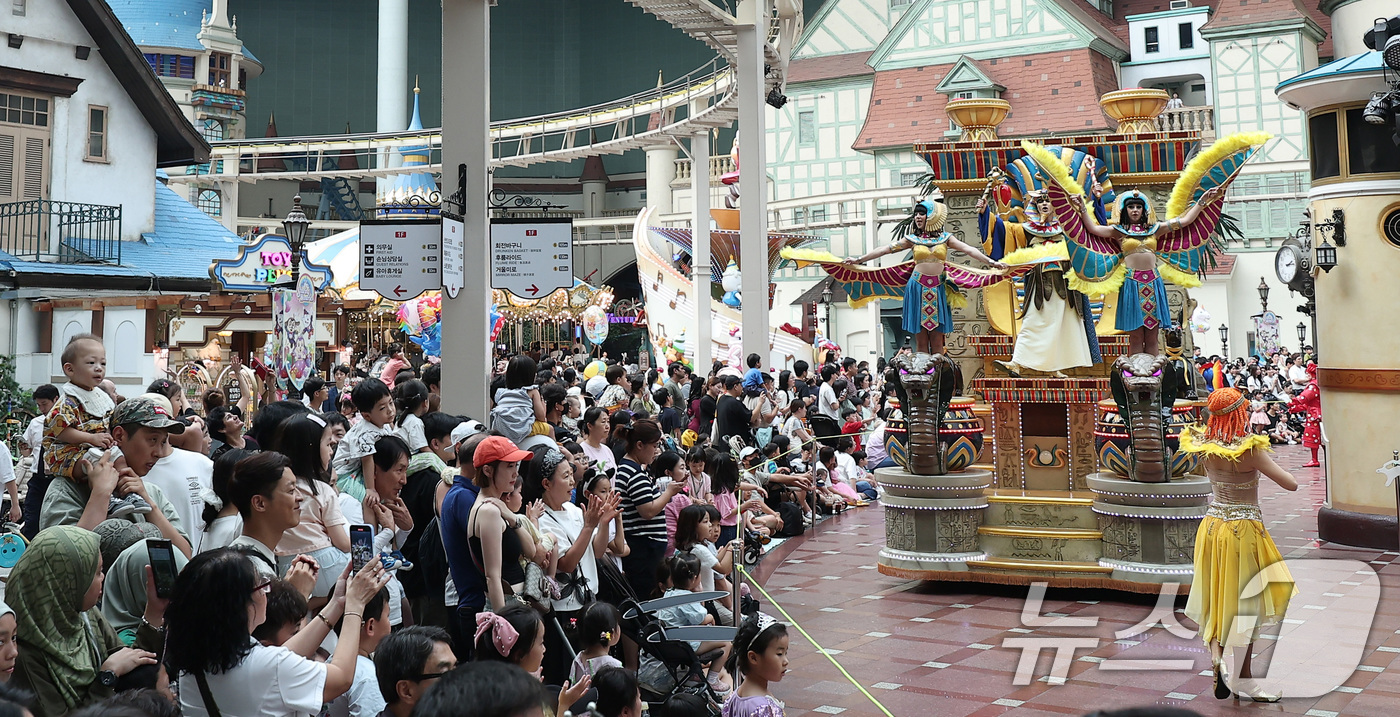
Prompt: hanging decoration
<box><xmin>396</xmin><ymin>293</ymin><xmax>443</xmax><ymax>358</ymax></box>
<box><xmin>582</xmin><ymin>306</ymin><xmax>610</xmax><ymax>346</ymax></box>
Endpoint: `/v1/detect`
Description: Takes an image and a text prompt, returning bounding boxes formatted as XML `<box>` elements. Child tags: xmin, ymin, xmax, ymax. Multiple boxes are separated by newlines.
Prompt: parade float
<box><xmin>790</xmin><ymin>90</ymin><xmax>1268</xmax><ymax>591</ymax></box>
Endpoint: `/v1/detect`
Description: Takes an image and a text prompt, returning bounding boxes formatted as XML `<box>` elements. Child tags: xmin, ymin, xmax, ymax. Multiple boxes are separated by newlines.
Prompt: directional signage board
<box><xmin>441</xmin><ymin>215</ymin><xmax>465</xmax><ymax>299</ymax></box>
<box><xmin>489</xmin><ymin>218</ymin><xmax>573</xmax><ymax>299</ymax></box>
<box><xmin>358</xmin><ymin>220</ymin><xmax>441</xmax><ymax>301</ymax></box>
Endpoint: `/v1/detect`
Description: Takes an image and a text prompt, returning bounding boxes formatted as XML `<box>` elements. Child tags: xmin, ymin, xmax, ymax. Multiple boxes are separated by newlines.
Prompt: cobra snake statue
<box><xmin>890</xmin><ymin>352</ymin><xmax>959</xmax><ymax>475</ymax></box>
<box><xmin>1109</xmin><ymin>353</ymin><xmax>1180</xmax><ymax>483</ymax></box>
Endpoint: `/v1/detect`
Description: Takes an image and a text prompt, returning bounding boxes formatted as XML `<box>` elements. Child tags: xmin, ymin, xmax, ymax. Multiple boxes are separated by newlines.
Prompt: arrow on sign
<box><xmin>394</xmin><ymin>285</ymin><xmax>406</xmax><ymax>298</ymax></box>
<box><xmin>528</xmin><ymin>284</ymin><xmax>540</xmax><ymax>295</ymax></box>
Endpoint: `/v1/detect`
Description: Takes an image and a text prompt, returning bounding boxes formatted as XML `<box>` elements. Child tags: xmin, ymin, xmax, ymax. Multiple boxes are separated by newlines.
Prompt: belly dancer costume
<box><xmin>1178</xmin><ymin>389</ymin><xmax>1295</xmax><ymax>651</ymax></box>
<box><xmin>901</xmin><ymin>232</ymin><xmax>955</xmax><ymax>335</ymax></box>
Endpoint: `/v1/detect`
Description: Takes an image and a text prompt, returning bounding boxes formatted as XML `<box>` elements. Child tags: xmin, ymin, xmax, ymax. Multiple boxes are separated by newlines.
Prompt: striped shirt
<box><xmin>615</xmin><ymin>458</ymin><xmax>666</xmax><ymax>541</ymax></box>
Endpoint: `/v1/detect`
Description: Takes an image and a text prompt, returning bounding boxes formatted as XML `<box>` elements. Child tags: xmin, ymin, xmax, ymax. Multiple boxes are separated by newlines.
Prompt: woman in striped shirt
<box><xmin>613</xmin><ymin>419</ymin><xmax>683</xmax><ymax>601</ymax></box>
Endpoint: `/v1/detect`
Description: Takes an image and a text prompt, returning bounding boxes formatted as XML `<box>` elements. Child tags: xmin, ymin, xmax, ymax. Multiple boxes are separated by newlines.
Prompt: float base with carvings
<box><xmin>878</xmin><ymin>343</ymin><xmax>1208</xmax><ymax>593</ymax></box>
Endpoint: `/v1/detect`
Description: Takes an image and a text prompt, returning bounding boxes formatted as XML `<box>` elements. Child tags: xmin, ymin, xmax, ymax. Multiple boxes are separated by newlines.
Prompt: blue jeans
<box><xmin>855</xmin><ymin>480</ymin><xmax>878</xmax><ymax>500</ymax></box>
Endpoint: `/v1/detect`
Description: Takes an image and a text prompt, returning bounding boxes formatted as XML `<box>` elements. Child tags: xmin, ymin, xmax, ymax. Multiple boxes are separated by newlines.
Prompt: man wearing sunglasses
<box><xmin>373</xmin><ymin>626</ymin><xmax>457</xmax><ymax>717</ymax></box>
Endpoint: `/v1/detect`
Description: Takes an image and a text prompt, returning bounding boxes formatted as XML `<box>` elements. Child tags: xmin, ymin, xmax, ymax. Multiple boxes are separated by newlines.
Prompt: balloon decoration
<box><xmin>582</xmin><ymin>359</ymin><xmax>606</xmax><ymax>380</ymax></box>
<box><xmin>582</xmin><ymin>305</ymin><xmax>609</xmax><ymax>346</ymax></box>
<box><xmin>1190</xmin><ymin>306</ymin><xmax>1212</xmax><ymax>334</ymax></box>
<box><xmin>721</xmin><ymin>260</ymin><xmax>742</xmax><ymax>308</ymax></box>
<box><xmin>489</xmin><ymin>303</ymin><xmax>506</xmax><ymax>343</ymax></box>
<box><xmin>396</xmin><ymin>294</ymin><xmax>443</xmax><ymax>358</ymax></box>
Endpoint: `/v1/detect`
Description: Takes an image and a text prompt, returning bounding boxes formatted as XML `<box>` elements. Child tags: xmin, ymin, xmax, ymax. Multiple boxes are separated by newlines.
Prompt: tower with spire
<box><xmin>376</xmin><ymin>78</ymin><xmax>441</xmax><ymax>218</ymax></box>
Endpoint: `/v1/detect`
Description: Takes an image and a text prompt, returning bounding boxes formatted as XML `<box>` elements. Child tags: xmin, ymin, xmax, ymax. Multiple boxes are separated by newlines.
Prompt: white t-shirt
<box><xmin>339</xmin><ymin>494</ymin><xmax>406</xmax><ymax>626</ymax></box>
<box><xmin>23</xmin><ymin>416</ymin><xmax>43</xmax><ymax>456</ymax></box>
<box><xmin>202</xmin><ymin>514</ymin><xmax>243</xmax><ymax>553</ymax></box>
<box><xmin>835</xmin><ymin>452</ymin><xmax>861</xmax><ymax>487</ymax></box>
<box><xmin>682</xmin><ymin>543</ymin><xmax>720</xmax><ymax>592</ymax></box>
<box><xmin>781</xmin><ymin>416</ymin><xmax>804</xmax><ymax>438</ymax></box>
<box><xmin>178</xmin><ymin>640</ymin><xmax>327</xmax><ymax>717</ymax></box>
<box><xmin>144</xmin><ymin>448</ymin><xmax>214</xmax><ymax>553</ymax></box>
<box><xmin>817</xmin><ymin>383</ymin><xmax>839</xmax><ymax>420</ymax></box>
<box><xmin>0</xmin><ymin>443</ymin><xmax>13</xmax><ymax>486</ymax></box>
<box><xmin>540</xmin><ymin>502</ymin><xmax>598</xmax><ymax>612</ymax></box>
<box><xmin>325</xmin><ymin>655</ymin><xmax>385</xmax><ymax>717</ymax></box>
<box><xmin>1288</xmin><ymin>364</ymin><xmax>1310</xmax><ymax>387</ymax></box>
<box><xmin>397</xmin><ymin>414</ymin><xmax>428</xmax><ymax>453</ymax></box>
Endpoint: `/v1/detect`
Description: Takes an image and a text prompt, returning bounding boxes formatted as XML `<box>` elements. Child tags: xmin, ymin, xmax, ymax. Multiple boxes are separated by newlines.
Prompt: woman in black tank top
<box><xmin>467</xmin><ymin>437</ymin><xmax>537</xmax><ymax>610</ymax></box>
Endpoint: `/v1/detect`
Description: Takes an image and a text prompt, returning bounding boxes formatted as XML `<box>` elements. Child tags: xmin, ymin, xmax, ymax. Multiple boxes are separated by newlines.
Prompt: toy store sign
<box><xmin>210</xmin><ymin>234</ymin><xmax>333</xmax><ymax>293</ymax></box>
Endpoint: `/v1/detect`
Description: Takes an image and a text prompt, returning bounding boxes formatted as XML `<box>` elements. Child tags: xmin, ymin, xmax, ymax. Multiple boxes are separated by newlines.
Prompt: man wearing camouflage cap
<box><xmin>40</xmin><ymin>396</ymin><xmax>193</xmax><ymax>557</ymax></box>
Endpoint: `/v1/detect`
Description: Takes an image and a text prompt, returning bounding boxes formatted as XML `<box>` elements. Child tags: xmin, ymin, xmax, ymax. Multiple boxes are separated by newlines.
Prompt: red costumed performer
<box><xmin>1288</xmin><ymin>362</ymin><xmax>1322</xmax><ymax>467</ymax></box>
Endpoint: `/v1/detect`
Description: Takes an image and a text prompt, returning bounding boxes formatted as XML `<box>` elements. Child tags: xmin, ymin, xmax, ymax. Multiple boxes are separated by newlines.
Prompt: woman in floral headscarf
<box><xmin>9</xmin><ymin>526</ymin><xmax>163</xmax><ymax>717</ymax></box>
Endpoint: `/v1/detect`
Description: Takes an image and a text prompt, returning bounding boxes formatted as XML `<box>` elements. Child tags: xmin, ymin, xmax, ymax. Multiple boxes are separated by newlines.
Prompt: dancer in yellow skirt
<box><xmin>1179</xmin><ymin>387</ymin><xmax>1298</xmax><ymax>703</ymax></box>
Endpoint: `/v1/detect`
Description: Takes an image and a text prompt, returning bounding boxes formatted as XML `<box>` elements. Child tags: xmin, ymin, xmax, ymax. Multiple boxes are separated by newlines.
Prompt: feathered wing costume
<box><xmin>1021</xmin><ymin>133</ymin><xmax>1270</xmax><ymax>332</ymax></box>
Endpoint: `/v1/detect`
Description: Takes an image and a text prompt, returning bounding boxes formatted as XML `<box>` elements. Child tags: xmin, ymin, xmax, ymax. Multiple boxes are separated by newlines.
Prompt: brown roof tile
<box><xmin>853</xmin><ymin>49</ymin><xmax>1120</xmax><ymax>151</ymax></box>
<box><xmin>1204</xmin><ymin>252</ymin><xmax>1236</xmax><ymax>276</ymax></box>
<box><xmin>787</xmin><ymin>51</ymin><xmax>875</xmax><ymax>84</ymax></box>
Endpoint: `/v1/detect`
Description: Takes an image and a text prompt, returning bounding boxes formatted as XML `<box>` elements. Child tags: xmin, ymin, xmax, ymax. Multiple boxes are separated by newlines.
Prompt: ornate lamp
<box><xmin>281</xmin><ymin>195</ymin><xmax>311</xmax><ymax>285</ymax></box>
<box><xmin>1257</xmin><ymin>276</ymin><xmax>1270</xmax><ymax>311</ymax></box>
<box><xmin>1219</xmin><ymin>325</ymin><xmax>1229</xmax><ymax>356</ymax></box>
<box><xmin>1297</xmin><ymin>322</ymin><xmax>1307</xmax><ymax>344</ymax></box>
<box><xmin>1315</xmin><ymin>236</ymin><xmax>1338</xmax><ymax>273</ymax></box>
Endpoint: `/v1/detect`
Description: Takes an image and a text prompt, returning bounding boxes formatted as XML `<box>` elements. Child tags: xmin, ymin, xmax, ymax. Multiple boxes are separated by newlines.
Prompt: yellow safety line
<box><xmin>739</xmin><ymin>566</ymin><xmax>897</xmax><ymax>717</ymax></box>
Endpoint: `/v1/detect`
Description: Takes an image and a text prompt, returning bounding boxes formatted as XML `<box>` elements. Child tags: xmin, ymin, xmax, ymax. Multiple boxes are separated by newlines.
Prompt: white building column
<box><xmin>645</xmin><ymin>145</ymin><xmax>678</xmax><ymax>214</ymax></box>
<box><xmin>439</xmin><ymin>0</ymin><xmax>491</xmax><ymax>419</ymax></box>
<box><xmin>377</xmin><ymin>0</ymin><xmax>409</xmax><ymax>193</ymax></box>
<box><xmin>736</xmin><ymin>0</ymin><xmax>770</xmax><ymax>363</ymax></box>
<box><xmin>691</xmin><ymin>131</ymin><xmax>711</xmax><ymax>371</ymax></box>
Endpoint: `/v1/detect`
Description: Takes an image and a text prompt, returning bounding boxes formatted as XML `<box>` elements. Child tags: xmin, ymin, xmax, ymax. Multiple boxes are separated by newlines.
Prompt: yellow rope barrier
<box><xmin>738</xmin><ymin>566</ymin><xmax>897</xmax><ymax>717</ymax></box>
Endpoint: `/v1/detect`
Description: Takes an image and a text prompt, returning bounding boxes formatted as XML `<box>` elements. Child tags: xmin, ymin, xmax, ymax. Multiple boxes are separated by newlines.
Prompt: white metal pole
<box><xmin>692</xmin><ymin>132</ymin><xmax>711</xmax><ymax>372</ymax></box>
<box><xmin>736</xmin><ymin>0</ymin><xmax>770</xmax><ymax>363</ymax></box>
<box><xmin>439</xmin><ymin>0</ymin><xmax>491</xmax><ymax>419</ymax></box>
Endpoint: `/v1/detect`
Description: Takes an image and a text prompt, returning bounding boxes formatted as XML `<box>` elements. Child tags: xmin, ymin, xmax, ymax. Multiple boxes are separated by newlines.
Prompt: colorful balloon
<box><xmin>582</xmin><ymin>305</ymin><xmax>609</xmax><ymax>345</ymax></box>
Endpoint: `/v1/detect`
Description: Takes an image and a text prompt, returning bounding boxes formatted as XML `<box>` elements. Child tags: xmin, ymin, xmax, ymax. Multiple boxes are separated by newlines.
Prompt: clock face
<box><xmin>1276</xmin><ymin>246</ymin><xmax>1298</xmax><ymax>283</ymax></box>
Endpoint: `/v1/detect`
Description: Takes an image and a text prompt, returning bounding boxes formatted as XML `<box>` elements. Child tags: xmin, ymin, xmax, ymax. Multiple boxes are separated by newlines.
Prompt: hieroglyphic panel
<box><xmin>886</xmin><ymin>509</ymin><xmax>917</xmax><ymax>552</ymax></box>
<box><xmin>993</xmin><ymin>402</ymin><xmax>1022</xmax><ymax>489</ymax></box>
<box><xmin>1068</xmin><ymin>403</ymin><xmax>1096</xmax><ymax>491</ymax></box>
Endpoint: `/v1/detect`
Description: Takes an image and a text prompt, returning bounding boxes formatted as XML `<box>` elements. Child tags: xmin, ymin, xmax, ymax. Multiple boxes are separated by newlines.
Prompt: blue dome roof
<box><xmin>1276</xmin><ymin>52</ymin><xmax>1384</xmax><ymax>91</ymax></box>
<box><xmin>109</xmin><ymin>0</ymin><xmax>260</xmax><ymax>65</ymax></box>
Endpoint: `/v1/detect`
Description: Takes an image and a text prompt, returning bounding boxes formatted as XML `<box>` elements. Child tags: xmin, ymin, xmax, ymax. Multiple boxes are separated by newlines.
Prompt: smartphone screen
<box><xmin>349</xmin><ymin>524</ymin><xmax>374</xmax><ymax>573</ymax></box>
<box><xmin>146</xmin><ymin>539</ymin><xmax>178</xmax><ymax>599</ymax></box>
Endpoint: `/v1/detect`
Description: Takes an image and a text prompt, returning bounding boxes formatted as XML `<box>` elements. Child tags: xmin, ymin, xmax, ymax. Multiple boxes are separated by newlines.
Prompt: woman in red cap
<box><xmin>466</xmin><ymin>436</ymin><xmax>538</xmax><ymax>611</ymax></box>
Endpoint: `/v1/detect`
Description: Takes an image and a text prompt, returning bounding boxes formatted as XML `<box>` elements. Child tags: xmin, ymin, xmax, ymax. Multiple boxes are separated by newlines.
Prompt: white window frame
<box><xmin>85</xmin><ymin>105</ymin><xmax>108</xmax><ymax>162</ymax></box>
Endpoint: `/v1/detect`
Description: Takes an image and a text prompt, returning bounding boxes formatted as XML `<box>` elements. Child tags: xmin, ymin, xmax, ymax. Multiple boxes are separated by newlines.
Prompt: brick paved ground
<box><xmin>744</xmin><ymin>446</ymin><xmax>1400</xmax><ymax>717</ymax></box>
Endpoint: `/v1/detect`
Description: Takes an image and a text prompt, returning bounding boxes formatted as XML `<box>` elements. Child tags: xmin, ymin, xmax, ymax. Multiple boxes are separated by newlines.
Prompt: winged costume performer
<box><xmin>1021</xmin><ymin>133</ymin><xmax>1270</xmax><ymax>356</ymax></box>
<box><xmin>781</xmin><ymin>198</ymin><xmax>1033</xmax><ymax>355</ymax></box>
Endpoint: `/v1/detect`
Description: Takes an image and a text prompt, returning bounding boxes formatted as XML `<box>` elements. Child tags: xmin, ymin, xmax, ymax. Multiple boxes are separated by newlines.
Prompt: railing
<box><xmin>0</xmin><ymin>199</ymin><xmax>122</xmax><ymax>263</ymax></box>
<box><xmin>1156</xmin><ymin>105</ymin><xmax>1215</xmax><ymax>138</ymax></box>
<box><xmin>673</xmin><ymin>155</ymin><xmax>736</xmax><ymax>183</ymax></box>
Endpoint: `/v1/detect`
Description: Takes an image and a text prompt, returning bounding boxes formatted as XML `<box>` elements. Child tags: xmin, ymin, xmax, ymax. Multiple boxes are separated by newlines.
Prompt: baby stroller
<box><xmin>616</xmin><ymin>591</ymin><xmax>736</xmax><ymax>715</ymax></box>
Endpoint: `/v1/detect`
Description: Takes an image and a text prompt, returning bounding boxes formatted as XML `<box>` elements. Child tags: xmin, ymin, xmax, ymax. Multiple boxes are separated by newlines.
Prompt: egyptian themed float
<box><xmin>786</xmin><ymin>90</ymin><xmax>1268</xmax><ymax>591</ymax></box>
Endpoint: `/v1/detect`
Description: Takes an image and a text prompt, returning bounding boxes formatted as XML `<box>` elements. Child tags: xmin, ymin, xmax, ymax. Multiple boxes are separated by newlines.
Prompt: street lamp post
<box><xmin>1297</xmin><ymin>322</ymin><xmax>1307</xmax><ymax>346</ymax></box>
<box><xmin>281</xmin><ymin>195</ymin><xmax>311</xmax><ymax>285</ymax></box>
<box><xmin>821</xmin><ymin>283</ymin><xmax>833</xmax><ymax>336</ymax></box>
<box><xmin>1257</xmin><ymin>276</ymin><xmax>1270</xmax><ymax>312</ymax></box>
<box><xmin>1219</xmin><ymin>324</ymin><xmax>1229</xmax><ymax>357</ymax></box>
